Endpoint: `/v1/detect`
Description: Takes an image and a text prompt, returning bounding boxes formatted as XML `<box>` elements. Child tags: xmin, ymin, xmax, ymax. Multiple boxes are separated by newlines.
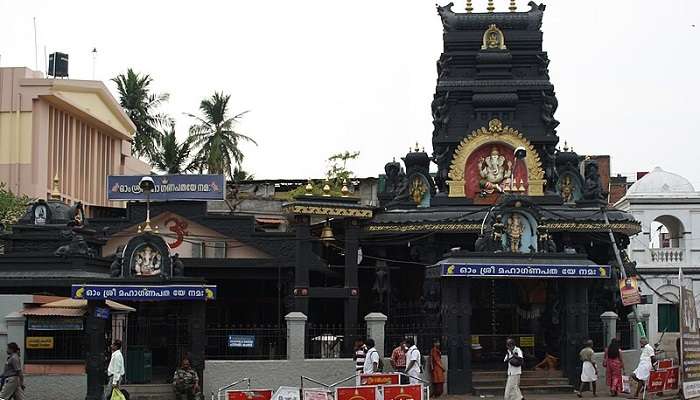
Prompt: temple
<box><xmin>0</xmin><ymin>1</ymin><xmax>642</xmax><ymax>398</ymax></box>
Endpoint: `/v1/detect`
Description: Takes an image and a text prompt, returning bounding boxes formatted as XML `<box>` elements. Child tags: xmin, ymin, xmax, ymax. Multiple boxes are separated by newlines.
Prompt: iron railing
<box><xmin>206</xmin><ymin>325</ymin><xmax>286</xmax><ymax>360</ymax></box>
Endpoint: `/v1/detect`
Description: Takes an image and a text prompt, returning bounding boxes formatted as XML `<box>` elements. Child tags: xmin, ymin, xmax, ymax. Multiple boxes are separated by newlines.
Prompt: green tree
<box><xmin>112</xmin><ymin>69</ymin><xmax>170</xmax><ymax>159</ymax></box>
<box><xmin>187</xmin><ymin>92</ymin><xmax>257</xmax><ymax>179</ymax></box>
<box><xmin>326</xmin><ymin>151</ymin><xmax>360</xmax><ymax>187</ymax></box>
<box><xmin>150</xmin><ymin>123</ymin><xmax>197</xmax><ymax>174</ymax></box>
<box><xmin>232</xmin><ymin>167</ymin><xmax>255</xmax><ymax>182</ymax></box>
<box><xmin>0</xmin><ymin>183</ymin><xmax>31</xmax><ymax>227</ymax></box>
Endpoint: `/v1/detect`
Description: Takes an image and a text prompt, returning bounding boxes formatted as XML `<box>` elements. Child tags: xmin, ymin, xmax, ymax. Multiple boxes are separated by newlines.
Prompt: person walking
<box><xmin>0</xmin><ymin>342</ymin><xmax>25</xmax><ymax>400</ymax></box>
<box><xmin>363</xmin><ymin>339</ymin><xmax>381</xmax><ymax>375</ymax></box>
<box><xmin>576</xmin><ymin>339</ymin><xmax>598</xmax><ymax>397</ymax></box>
<box><xmin>390</xmin><ymin>340</ymin><xmax>407</xmax><ymax>383</ymax></box>
<box><xmin>631</xmin><ymin>337</ymin><xmax>656</xmax><ymax>399</ymax></box>
<box><xmin>603</xmin><ymin>339</ymin><xmax>624</xmax><ymax>396</ymax></box>
<box><xmin>430</xmin><ymin>341</ymin><xmax>445</xmax><ymax>397</ymax></box>
<box><xmin>353</xmin><ymin>339</ymin><xmax>366</xmax><ymax>385</ymax></box>
<box><xmin>405</xmin><ymin>338</ymin><xmax>422</xmax><ymax>385</ymax></box>
<box><xmin>104</xmin><ymin>340</ymin><xmax>125</xmax><ymax>400</ymax></box>
<box><xmin>503</xmin><ymin>338</ymin><xmax>524</xmax><ymax>400</ymax></box>
<box><xmin>173</xmin><ymin>358</ymin><xmax>200</xmax><ymax>400</ymax></box>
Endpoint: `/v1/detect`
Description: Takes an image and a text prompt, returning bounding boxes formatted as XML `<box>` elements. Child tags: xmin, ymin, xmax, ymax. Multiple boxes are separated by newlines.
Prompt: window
<box><xmin>658</xmin><ymin>303</ymin><xmax>680</xmax><ymax>332</ymax></box>
<box><xmin>191</xmin><ymin>242</ymin><xmax>204</xmax><ymax>258</ymax></box>
<box><xmin>208</xmin><ymin>241</ymin><xmax>226</xmax><ymax>258</ymax></box>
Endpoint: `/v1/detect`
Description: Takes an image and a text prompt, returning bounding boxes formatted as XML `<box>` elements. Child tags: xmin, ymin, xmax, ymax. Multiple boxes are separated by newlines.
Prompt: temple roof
<box><xmin>437</xmin><ymin>2</ymin><xmax>545</xmax><ymax>32</ymax></box>
<box><xmin>627</xmin><ymin>167</ymin><xmax>696</xmax><ymax>195</ymax></box>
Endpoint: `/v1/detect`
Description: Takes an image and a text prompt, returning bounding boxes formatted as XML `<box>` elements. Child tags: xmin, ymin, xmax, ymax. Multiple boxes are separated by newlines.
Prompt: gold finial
<box><xmin>487</xmin><ymin>0</ymin><xmax>495</xmax><ymax>12</ymax></box>
<box><xmin>305</xmin><ymin>180</ymin><xmax>314</xmax><ymax>196</ymax></box>
<box><xmin>466</xmin><ymin>0</ymin><xmax>473</xmax><ymax>13</ymax></box>
<box><xmin>341</xmin><ymin>179</ymin><xmax>350</xmax><ymax>197</ymax></box>
<box><xmin>322</xmin><ymin>179</ymin><xmax>331</xmax><ymax>197</ymax></box>
<box><xmin>509</xmin><ymin>0</ymin><xmax>517</xmax><ymax>12</ymax></box>
<box><xmin>50</xmin><ymin>173</ymin><xmax>61</xmax><ymax>200</ymax></box>
<box><xmin>563</xmin><ymin>141</ymin><xmax>569</xmax><ymax>152</ymax></box>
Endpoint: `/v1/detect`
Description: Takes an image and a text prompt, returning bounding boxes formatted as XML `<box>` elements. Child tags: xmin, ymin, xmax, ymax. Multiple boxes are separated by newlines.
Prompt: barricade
<box><xmin>642</xmin><ymin>359</ymin><xmax>679</xmax><ymax>399</ymax></box>
<box><xmin>211</xmin><ymin>377</ymin><xmax>274</xmax><ymax>400</ymax></box>
<box><xmin>298</xmin><ymin>372</ymin><xmax>430</xmax><ymax>400</ymax></box>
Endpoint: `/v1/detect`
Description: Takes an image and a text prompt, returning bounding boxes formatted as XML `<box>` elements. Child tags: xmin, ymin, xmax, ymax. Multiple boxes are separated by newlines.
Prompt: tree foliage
<box><xmin>150</xmin><ymin>123</ymin><xmax>197</xmax><ymax>174</ymax></box>
<box><xmin>0</xmin><ymin>183</ymin><xmax>30</xmax><ymax>227</ymax></box>
<box><xmin>112</xmin><ymin>69</ymin><xmax>170</xmax><ymax>159</ymax></box>
<box><xmin>187</xmin><ymin>92</ymin><xmax>257</xmax><ymax>179</ymax></box>
<box><xmin>326</xmin><ymin>151</ymin><xmax>360</xmax><ymax>187</ymax></box>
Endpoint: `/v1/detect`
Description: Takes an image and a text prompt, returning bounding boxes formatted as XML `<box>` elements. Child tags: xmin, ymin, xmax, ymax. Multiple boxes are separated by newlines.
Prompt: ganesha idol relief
<box><xmin>479</xmin><ymin>147</ymin><xmax>512</xmax><ymax>194</ymax></box>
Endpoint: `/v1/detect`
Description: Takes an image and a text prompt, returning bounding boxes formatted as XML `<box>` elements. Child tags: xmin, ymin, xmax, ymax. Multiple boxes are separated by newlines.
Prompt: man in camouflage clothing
<box><xmin>173</xmin><ymin>358</ymin><xmax>200</xmax><ymax>400</ymax></box>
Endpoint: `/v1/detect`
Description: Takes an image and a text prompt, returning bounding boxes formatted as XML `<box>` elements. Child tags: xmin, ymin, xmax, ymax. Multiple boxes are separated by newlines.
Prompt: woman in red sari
<box><xmin>603</xmin><ymin>338</ymin><xmax>625</xmax><ymax>396</ymax></box>
<box><xmin>431</xmin><ymin>341</ymin><xmax>445</xmax><ymax>396</ymax></box>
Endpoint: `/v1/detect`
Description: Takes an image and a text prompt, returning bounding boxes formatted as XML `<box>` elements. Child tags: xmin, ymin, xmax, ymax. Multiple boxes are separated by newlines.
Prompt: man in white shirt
<box><xmin>363</xmin><ymin>338</ymin><xmax>380</xmax><ymax>374</ymax></box>
<box><xmin>404</xmin><ymin>338</ymin><xmax>422</xmax><ymax>385</ymax></box>
<box><xmin>503</xmin><ymin>338</ymin><xmax>524</xmax><ymax>400</ymax></box>
<box><xmin>104</xmin><ymin>340</ymin><xmax>125</xmax><ymax>400</ymax></box>
<box><xmin>632</xmin><ymin>337</ymin><xmax>656</xmax><ymax>399</ymax></box>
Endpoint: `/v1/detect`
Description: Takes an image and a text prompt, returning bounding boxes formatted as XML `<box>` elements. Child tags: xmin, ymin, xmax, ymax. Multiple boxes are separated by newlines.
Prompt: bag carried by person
<box><xmin>508</xmin><ymin>354</ymin><xmax>524</xmax><ymax>367</ymax></box>
<box><xmin>621</xmin><ymin>375</ymin><xmax>631</xmax><ymax>394</ymax></box>
<box><xmin>111</xmin><ymin>388</ymin><xmax>127</xmax><ymax>400</ymax></box>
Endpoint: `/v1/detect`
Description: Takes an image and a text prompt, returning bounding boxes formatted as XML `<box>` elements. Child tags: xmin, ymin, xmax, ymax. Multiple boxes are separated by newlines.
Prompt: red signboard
<box><xmin>648</xmin><ymin>370</ymin><xmax>669</xmax><ymax>393</ymax></box>
<box><xmin>228</xmin><ymin>389</ymin><xmax>274</xmax><ymax>400</ymax></box>
<box><xmin>665</xmin><ymin>367</ymin><xmax>680</xmax><ymax>391</ymax></box>
<box><xmin>383</xmin><ymin>385</ymin><xmax>423</xmax><ymax>400</ymax></box>
<box><xmin>336</xmin><ymin>386</ymin><xmax>378</xmax><ymax>400</ymax></box>
<box><xmin>658</xmin><ymin>359</ymin><xmax>673</xmax><ymax>369</ymax></box>
<box><xmin>360</xmin><ymin>373</ymin><xmax>400</xmax><ymax>386</ymax></box>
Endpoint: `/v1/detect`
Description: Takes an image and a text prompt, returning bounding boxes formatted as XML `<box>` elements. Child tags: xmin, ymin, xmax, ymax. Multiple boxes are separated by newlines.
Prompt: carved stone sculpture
<box><xmin>506</xmin><ymin>214</ymin><xmax>524</xmax><ymax>253</ymax></box>
<box><xmin>582</xmin><ymin>160</ymin><xmax>606</xmax><ymax>201</ymax></box>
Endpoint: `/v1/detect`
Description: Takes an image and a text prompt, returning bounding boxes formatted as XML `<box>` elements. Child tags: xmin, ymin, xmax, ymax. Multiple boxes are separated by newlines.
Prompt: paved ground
<box><xmin>440</xmin><ymin>394</ymin><xmax>681</xmax><ymax>400</ymax></box>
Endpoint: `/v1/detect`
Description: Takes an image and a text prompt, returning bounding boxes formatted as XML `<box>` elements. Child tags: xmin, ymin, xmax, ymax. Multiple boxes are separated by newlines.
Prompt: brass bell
<box><xmin>320</xmin><ymin>221</ymin><xmax>335</xmax><ymax>246</ymax></box>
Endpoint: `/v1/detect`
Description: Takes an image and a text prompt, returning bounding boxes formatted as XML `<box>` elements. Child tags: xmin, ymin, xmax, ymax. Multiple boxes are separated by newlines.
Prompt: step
<box><xmin>473</xmin><ymin>384</ymin><xmax>575</xmax><ymax>396</ymax></box>
<box><xmin>120</xmin><ymin>384</ymin><xmax>175</xmax><ymax>400</ymax></box>
<box><xmin>473</xmin><ymin>377</ymin><xmax>571</xmax><ymax>386</ymax></box>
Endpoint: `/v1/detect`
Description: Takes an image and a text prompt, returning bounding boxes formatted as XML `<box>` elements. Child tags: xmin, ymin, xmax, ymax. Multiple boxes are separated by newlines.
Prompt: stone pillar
<box><xmin>365</xmin><ymin>313</ymin><xmax>388</xmax><ymax>356</ymax></box>
<box><xmin>600</xmin><ymin>311</ymin><xmax>618</xmax><ymax>348</ymax></box>
<box><xmin>564</xmin><ymin>281</ymin><xmax>588</xmax><ymax>385</ymax></box>
<box><xmin>442</xmin><ymin>278</ymin><xmax>472</xmax><ymax>394</ymax></box>
<box><xmin>85</xmin><ymin>300</ymin><xmax>107</xmax><ymax>400</ymax></box>
<box><xmin>189</xmin><ymin>302</ymin><xmax>206</xmax><ymax>386</ymax></box>
<box><xmin>628</xmin><ymin>311</ymin><xmax>641</xmax><ymax>349</ymax></box>
<box><xmin>293</xmin><ymin>215</ymin><xmax>311</xmax><ymax>314</ymax></box>
<box><xmin>5</xmin><ymin>312</ymin><xmax>25</xmax><ymax>348</ymax></box>
<box><xmin>344</xmin><ymin>220</ymin><xmax>360</xmax><ymax>356</ymax></box>
<box><xmin>286</xmin><ymin>312</ymin><xmax>308</xmax><ymax>361</ymax></box>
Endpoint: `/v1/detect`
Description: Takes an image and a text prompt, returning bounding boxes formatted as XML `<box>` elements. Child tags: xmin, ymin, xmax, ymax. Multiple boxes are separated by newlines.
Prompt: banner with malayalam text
<box><xmin>71</xmin><ymin>284</ymin><xmax>216</xmax><ymax>301</ymax></box>
<box><xmin>107</xmin><ymin>174</ymin><xmax>225</xmax><ymax>201</ymax></box>
<box><xmin>440</xmin><ymin>263</ymin><xmax>610</xmax><ymax>279</ymax></box>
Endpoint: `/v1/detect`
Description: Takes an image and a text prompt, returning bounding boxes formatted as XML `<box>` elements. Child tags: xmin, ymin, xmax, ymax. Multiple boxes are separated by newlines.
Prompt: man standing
<box><xmin>504</xmin><ymin>338</ymin><xmax>524</xmax><ymax>400</ymax></box>
<box><xmin>632</xmin><ymin>337</ymin><xmax>656</xmax><ymax>399</ymax></box>
<box><xmin>363</xmin><ymin>339</ymin><xmax>380</xmax><ymax>375</ymax></box>
<box><xmin>173</xmin><ymin>358</ymin><xmax>200</xmax><ymax>400</ymax></box>
<box><xmin>353</xmin><ymin>339</ymin><xmax>366</xmax><ymax>385</ymax></box>
<box><xmin>575</xmin><ymin>339</ymin><xmax>597</xmax><ymax>398</ymax></box>
<box><xmin>405</xmin><ymin>338</ymin><xmax>422</xmax><ymax>385</ymax></box>
<box><xmin>390</xmin><ymin>340</ymin><xmax>407</xmax><ymax>383</ymax></box>
<box><xmin>104</xmin><ymin>340</ymin><xmax>125</xmax><ymax>400</ymax></box>
<box><xmin>0</xmin><ymin>342</ymin><xmax>25</xmax><ymax>400</ymax></box>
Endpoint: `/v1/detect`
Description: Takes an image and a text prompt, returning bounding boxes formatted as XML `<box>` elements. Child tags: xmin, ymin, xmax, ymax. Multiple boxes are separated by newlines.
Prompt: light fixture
<box><xmin>139</xmin><ymin>176</ymin><xmax>155</xmax><ymax>232</ymax></box>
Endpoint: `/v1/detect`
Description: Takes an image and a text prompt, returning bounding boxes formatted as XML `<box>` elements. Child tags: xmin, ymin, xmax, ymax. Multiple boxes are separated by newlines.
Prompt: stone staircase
<box><xmin>472</xmin><ymin>370</ymin><xmax>574</xmax><ymax>396</ymax></box>
<box><xmin>120</xmin><ymin>384</ymin><xmax>176</xmax><ymax>400</ymax></box>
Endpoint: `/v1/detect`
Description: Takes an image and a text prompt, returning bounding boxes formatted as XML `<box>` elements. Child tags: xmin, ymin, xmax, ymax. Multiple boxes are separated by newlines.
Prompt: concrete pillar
<box><xmin>600</xmin><ymin>311</ymin><xmax>618</xmax><ymax>348</ymax></box>
<box><xmin>286</xmin><ymin>312</ymin><xmax>308</xmax><ymax>361</ymax></box>
<box><xmin>365</xmin><ymin>313</ymin><xmax>388</xmax><ymax>356</ymax></box>
<box><xmin>628</xmin><ymin>312</ymin><xmax>641</xmax><ymax>349</ymax></box>
<box><xmin>5</xmin><ymin>312</ymin><xmax>25</xmax><ymax>348</ymax></box>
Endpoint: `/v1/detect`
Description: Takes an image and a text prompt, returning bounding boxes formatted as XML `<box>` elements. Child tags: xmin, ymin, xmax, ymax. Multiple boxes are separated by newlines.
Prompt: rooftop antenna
<box><xmin>91</xmin><ymin>47</ymin><xmax>97</xmax><ymax>79</ymax></box>
<box><xmin>33</xmin><ymin>17</ymin><xmax>38</xmax><ymax>70</ymax></box>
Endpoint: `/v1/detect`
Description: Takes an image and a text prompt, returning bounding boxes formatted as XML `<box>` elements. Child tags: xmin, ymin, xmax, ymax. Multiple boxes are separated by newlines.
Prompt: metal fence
<box><xmin>305</xmin><ymin>323</ymin><xmax>366</xmax><ymax>359</ymax></box>
<box><xmin>206</xmin><ymin>324</ymin><xmax>287</xmax><ymax>360</ymax></box>
<box><xmin>385</xmin><ymin>323</ymin><xmax>443</xmax><ymax>356</ymax></box>
<box><xmin>25</xmin><ymin>329</ymin><xmax>85</xmax><ymax>362</ymax></box>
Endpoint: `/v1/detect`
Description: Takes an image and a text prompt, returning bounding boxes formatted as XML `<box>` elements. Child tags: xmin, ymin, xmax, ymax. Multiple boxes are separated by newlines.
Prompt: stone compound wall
<box><xmin>23</xmin><ymin>374</ymin><xmax>86</xmax><ymax>400</ymax></box>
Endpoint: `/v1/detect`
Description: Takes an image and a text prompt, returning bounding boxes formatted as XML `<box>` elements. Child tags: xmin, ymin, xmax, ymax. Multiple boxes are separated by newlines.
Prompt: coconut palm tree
<box><xmin>151</xmin><ymin>123</ymin><xmax>197</xmax><ymax>174</ymax></box>
<box><xmin>187</xmin><ymin>92</ymin><xmax>256</xmax><ymax>179</ymax></box>
<box><xmin>112</xmin><ymin>69</ymin><xmax>170</xmax><ymax>159</ymax></box>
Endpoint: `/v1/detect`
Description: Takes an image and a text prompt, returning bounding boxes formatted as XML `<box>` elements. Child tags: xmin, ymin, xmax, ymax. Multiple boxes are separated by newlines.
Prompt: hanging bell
<box><xmin>320</xmin><ymin>222</ymin><xmax>335</xmax><ymax>246</ymax></box>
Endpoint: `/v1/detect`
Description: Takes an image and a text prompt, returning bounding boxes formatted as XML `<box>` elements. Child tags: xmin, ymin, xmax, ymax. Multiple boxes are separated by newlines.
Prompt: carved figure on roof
<box><xmin>110</xmin><ymin>246</ymin><xmax>124</xmax><ymax>277</ymax></box>
<box><xmin>437</xmin><ymin>54</ymin><xmax>452</xmax><ymax>80</ymax></box>
<box><xmin>134</xmin><ymin>245</ymin><xmax>162</xmax><ymax>276</ymax></box>
<box><xmin>528</xmin><ymin>1</ymin><xmax>546</xmax><ymax>12</ymax></box>
<box><xmin>372</xmin><ymin>265</ymin><xmax>390</xmax><ymax>309</ymax></box>
<box><xmin>481</xmin><ymin>24</ymin><xmax>507</xmax><ymax>50</ymax></box>
<box><xmin>479</xmin><ymin>147</ymin><xmax>512</xmax><ymax>194</ymax></box>
<box><xmin>541</xmin><ymin>91</ymin><xmax>560</xmax><ymax>133</ymax></box>
<box><xmin>431</xmin><ymin>92</ymin><xmax>450</xmax><ymax>136</ymax></box>
<box><xmin>410</xmin><ymin>176</ymin><xmax>428</xmax><ymax>204</ymax></box>
<box><xmin>506</xmin><ymin>214</ymin><xmax>524</xmax><ymax>253</ymax></box>
<box><xmin>560</xmin><ymin>175</ymin><xmax>574</xmax><ymax>203</ymax></box>
<box><xmin>54</xmin><ymin>230</ymin><xmax>95</xmax><ymax>258</ymax></box>
<box><xmin>436</xmin><ymin>2</ymin><xmax>455</xmax><ymax>31</ymax></box>
<box><xmin>582</xmin><ymin>160</ymin><xmax>606</xmax><ymax>201</ymax></box>
<box><xmin>433</xmin><ymin>144</ymin><xmax>454</xmax><ymax>194</ymax></box>
<box><xmin>543</xmin><ymin>144</ymin><xmax>559</xmax><ymax>194</ymax></box>
<box><xmin>384</xmin><ymin>159</ymin><xmax>403</xmax><ymax>195</ymax></box>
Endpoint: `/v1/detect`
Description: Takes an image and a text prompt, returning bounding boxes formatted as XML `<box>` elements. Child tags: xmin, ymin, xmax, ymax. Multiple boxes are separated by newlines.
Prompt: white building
<box><xmin>616</xmin><ymin>167</ymin><xmax>700</xmax><ymax>349</ymax></box>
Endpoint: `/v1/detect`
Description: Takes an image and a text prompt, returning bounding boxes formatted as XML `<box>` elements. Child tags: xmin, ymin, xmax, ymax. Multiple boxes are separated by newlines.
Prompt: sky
<box><xmin>1</xmin><ymin>0</ymin><xmax>699</xmax><ymax>185</ymax></box>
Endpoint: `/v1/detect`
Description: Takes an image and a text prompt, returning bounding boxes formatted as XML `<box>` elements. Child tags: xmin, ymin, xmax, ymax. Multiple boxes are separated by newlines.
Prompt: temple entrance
<box><xmin>470</xmin><ymin>279</ymin><xmax>563</xmax><ymax>371</ymax></box>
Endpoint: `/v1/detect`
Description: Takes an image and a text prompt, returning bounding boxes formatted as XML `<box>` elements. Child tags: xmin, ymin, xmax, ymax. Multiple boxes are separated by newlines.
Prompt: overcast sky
<box><xmin>2</xmin><ymin>0</ymin><xmax>699</xmax><ymax>185</ymax></box>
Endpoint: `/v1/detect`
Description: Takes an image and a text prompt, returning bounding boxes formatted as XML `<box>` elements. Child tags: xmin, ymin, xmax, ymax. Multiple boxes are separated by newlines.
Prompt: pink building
<box><xmin>0</xmin><ymin>67</ymin><xmax>150</xmax><ymax>210</ymax></box>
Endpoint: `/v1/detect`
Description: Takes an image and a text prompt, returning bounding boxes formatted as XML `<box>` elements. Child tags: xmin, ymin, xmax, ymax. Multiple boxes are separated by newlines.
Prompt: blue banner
<box><xmin>95</xmin><ymin>307</ymin><xmax>110</xmax><ymax>320</ymax></box>
<box><xmin>228</xmin><ymin>335</ymin><xmax>255</xmax><ymax>348</ymax></box>
<box><xmin>441</xmin><ymin>263</ymin><xmax>610</xmax><ymax>279</ymax></box>
<box><xmin>71</xmin><ymin>284</ymin><xmax>217</xmax><ymax>301</ymax></box>
<box><xmin>107</xmin><ymin>174</ymin><xmax>225</xmax><ymax>201</ymax></box>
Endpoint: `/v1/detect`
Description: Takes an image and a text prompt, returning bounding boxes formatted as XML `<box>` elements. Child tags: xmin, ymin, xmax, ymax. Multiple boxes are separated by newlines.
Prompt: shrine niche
<box><xmin>447</xmin><ymin>119</ymin><xmax>545</xmax><ymax>199</ymax></box>
<box><xmin>501</xmin><ymin>212</ymin><xmax>538</xmax><ymax>253</ymax></box>
<box><xmin>557</xmin><ymin>172</ymin><xmax>583</xmax><ymax>203</ymax></box>
<box><xmin>481</xmin><ymin>24</ymin><xmax>507</xmax><ymax>50</ymax></box>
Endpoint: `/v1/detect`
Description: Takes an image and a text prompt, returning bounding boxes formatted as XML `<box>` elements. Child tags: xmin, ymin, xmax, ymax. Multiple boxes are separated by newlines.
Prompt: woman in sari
<box><xmin>603</xmin><ymin>338</ymin><xmax>625</xmax><ymax>396</ymax></box>
<box><xmin>430</xmin><ymin>341</ymin><xmax>445</xmax><ymax>396</ymax></box>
